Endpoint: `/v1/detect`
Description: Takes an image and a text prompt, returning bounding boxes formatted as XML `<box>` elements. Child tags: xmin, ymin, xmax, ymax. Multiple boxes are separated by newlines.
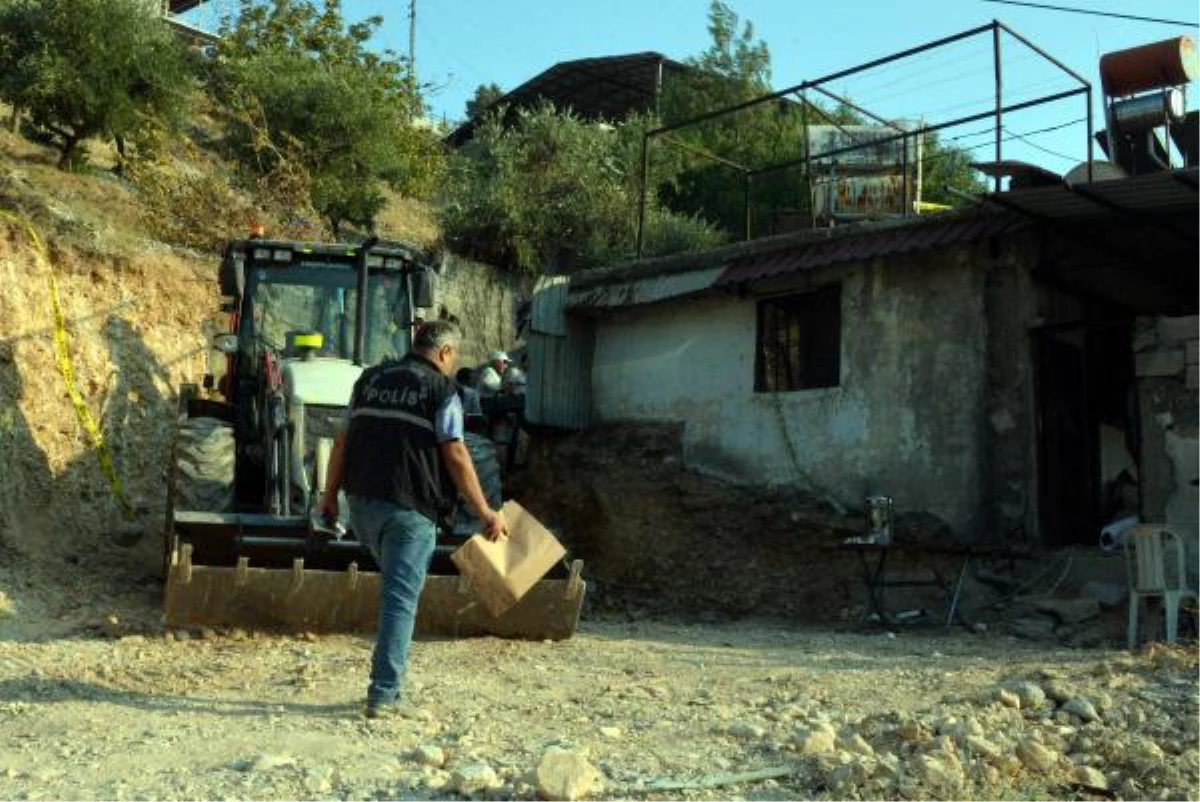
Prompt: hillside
<box><xmin>0</xmin><ymin>109</ymin><xmax>543</xmax><ymax>640</ymax></box>
<box><xmin>0</xmin><ymin>124</ymin><xmax>214</xmax><ymax>634</ymax></box>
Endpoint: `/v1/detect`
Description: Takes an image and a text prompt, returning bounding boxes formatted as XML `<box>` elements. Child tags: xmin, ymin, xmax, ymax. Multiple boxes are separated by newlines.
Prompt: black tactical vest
<box><xmin>342</xmin><ymin>353</ymin><xmax>458</xmax><ymax>524</ymax></box>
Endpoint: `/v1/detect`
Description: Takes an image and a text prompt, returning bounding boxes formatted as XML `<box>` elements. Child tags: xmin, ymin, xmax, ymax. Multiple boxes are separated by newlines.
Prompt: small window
<box><xmin>755</xmin><ymin>283</ymin><xmax>841</xmax><ymax>392</ymax></box>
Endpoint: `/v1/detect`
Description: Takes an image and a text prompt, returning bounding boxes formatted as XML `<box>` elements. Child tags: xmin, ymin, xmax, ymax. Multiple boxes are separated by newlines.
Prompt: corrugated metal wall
<box><xmin>525</xmin><ymin>275</ymin><xmax>593</xmax><ymax>429</ymax></box>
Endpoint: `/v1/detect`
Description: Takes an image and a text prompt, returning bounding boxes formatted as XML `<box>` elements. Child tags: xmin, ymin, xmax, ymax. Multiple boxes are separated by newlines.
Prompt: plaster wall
<box><xmin>590</xmin><ymin>248</ymin><xmax>1002</xmax><ymax>538</ymax></box>
<box><xmin>981</xmin><ymin>247</ymin><xmax>1040</xmax><ymax>543</ymax></box>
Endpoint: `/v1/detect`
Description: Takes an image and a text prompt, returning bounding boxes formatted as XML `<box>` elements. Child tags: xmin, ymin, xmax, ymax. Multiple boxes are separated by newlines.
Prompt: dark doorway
<box><xmin>1034</xmin><ymin>321</ymin><xmax>1137</xmax><ymax>547</ymax></box>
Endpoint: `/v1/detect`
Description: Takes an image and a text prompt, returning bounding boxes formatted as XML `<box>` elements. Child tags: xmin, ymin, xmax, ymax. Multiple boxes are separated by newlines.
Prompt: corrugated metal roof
<box><xmin>987</xmin><ymin>167</ymin><xmax>1198</xmax><ymax>221</ymax></box>
<box><xmin>568</xmin><ymin>266</ymin><xmax>727</xmax><ymax>310</ymax></box>
<box><xmin>525</xmin><ymin>332</ymin><xmax>592</xmax><ymax>430</ymax></box>
<box><xmin>445</xmin><ymin>52</ymin><xmax>691</xmax><ymax>147</ymax></box>
<box><xmin>715</xmin><ymin>213</ymin><xmax>1024</xmax><ymax>287</ymax></box>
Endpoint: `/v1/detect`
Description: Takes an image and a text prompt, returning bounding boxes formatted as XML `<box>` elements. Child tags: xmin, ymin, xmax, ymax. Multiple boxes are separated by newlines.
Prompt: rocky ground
<box><xmin>0</xmin><ymin>600</ymin><xmax>1196</xmax><ymax>801</ymax></box>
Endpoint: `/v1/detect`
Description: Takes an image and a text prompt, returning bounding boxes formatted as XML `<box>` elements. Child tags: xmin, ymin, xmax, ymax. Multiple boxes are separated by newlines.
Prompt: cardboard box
<box><xmin>450</xmin><ymin>500</ymin><xmax>566</xmax><ymax>617</ymax></box>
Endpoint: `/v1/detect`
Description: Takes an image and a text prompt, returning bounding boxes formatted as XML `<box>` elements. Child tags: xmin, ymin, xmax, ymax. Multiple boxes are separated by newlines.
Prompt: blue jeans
<box><xmin>348</xmin><ymin>496</ymin><xmax>436</xmax><ymax>706</ymax></box>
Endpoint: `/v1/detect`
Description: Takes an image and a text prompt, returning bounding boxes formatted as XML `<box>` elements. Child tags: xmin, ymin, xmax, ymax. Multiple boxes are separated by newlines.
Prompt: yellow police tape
<box><xmin>1</xmin><ymin>209</ymin><xmax>135</xmax><ymax>520</ymax></box>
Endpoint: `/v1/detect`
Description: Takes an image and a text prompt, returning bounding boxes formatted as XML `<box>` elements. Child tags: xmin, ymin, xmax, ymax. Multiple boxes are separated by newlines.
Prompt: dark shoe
<box><xmin>363</xmin><ymin>701</ymin><xmax>397</xmax><ymax>720</ymax></box>
<box><xmin>364</xmin><ymin>700</ymin><xmax>420</xmax><ymax>720</ymax></box>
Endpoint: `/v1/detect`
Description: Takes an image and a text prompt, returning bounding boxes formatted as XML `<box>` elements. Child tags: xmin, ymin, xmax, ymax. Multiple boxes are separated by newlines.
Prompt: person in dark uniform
<box><xmin>452</xmin><ymin>366</ymin><xmax>502</xmax><ymax>536</ymax></box>
<box><xmin>322</xmin><ymin>319</ymin><xmax>506</xmax><ymax>718</ymax></box>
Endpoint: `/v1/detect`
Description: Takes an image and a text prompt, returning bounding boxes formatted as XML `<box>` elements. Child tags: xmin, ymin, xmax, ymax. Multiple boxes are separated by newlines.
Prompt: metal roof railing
<box><xmin>635</xmin><ymin>20</ymin><xmax>1095</xmax><ymax>257</ymax></box>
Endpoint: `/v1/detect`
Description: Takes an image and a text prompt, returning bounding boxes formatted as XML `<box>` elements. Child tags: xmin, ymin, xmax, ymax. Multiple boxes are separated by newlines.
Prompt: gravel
<box><xmin>0</xmin><ymin>617</ymin><xmax>1195</xmax><ymax>800</ymax></box>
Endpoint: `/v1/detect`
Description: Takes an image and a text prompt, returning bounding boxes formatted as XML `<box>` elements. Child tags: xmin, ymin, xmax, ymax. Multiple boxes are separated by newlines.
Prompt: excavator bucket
<box><xmin>164</xmin><ymin>537</ymin><xmax>587</xmax><ymax>640</ymax></box>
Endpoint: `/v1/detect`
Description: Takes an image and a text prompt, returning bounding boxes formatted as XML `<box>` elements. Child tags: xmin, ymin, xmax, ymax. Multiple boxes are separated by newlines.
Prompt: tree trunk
<box><xmin>114</xmin><ymin>135</ymin><xmax>127</xmax><ymax>177</ymax></box>
<box><xmin>58</xmin><ymin>136</ymin><xmax>80</xmax><ymax>171</ymax></box>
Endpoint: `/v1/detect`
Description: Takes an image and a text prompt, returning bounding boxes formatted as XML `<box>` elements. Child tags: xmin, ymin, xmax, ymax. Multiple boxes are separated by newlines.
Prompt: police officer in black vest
<box><xmin>322</xmin><ymin>319</ymin><xmax>506</xmax><ymax>718</ymax></box>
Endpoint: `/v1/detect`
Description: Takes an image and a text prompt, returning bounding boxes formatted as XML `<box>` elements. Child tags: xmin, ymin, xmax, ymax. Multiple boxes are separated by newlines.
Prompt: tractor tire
<box><xmin>173</xmin><ymin>416</ymin><xmax>236</xmax><ymax>513</ymax></box>
<box><xmin>163</xmin><ymin>416</ymin><xmax>234</xmax><ymax>578</ymax></box>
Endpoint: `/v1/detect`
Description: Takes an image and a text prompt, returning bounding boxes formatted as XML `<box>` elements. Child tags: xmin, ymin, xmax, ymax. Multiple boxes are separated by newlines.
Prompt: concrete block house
<box><xmin>524</xmin><ymin>169</ymin><xmax>1198</xmax><ymax>563</ymax></box>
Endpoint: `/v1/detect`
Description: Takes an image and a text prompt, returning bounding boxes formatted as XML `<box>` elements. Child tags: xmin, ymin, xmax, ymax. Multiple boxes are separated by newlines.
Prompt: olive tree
<box><xmin>211</xmin><ymin>0</ymin><xmax>443</xmax><ymax>235</ymax></box>
<box><xmin>0</xmin><ymin>0</ymin><xmax>194</xmax><ymax>169</ymax></box>
<box><xmin>441</xmin><ymin>104</ymin><xmax>723</xmax><ymax>274</ymax></box>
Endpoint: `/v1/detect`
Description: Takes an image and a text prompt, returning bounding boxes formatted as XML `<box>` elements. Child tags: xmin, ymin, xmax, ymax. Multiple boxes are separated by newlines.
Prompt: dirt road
<box><xmin>0</xmin><ymin>609</ymin><xmax>1195</xmax><ymax>801</ymax></box>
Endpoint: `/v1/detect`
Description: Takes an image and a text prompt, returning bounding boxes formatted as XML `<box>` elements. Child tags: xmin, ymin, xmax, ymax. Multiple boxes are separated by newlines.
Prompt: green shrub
<box><xmin>209</xmin><ymin>0</ymin><xmax>443</xmax><ymax>236</ymax></box>
<box><xmin>441</xmin><ymin>104</ymin><xmax>724</xmax><ymax>274</ymax></box>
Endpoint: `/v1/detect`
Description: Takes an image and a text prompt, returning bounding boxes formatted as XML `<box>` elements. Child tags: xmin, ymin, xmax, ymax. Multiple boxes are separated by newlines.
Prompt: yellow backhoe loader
<box><xmin>163</xmin><ymin>237</ymin><xmax>585</xmax><ymax>638</ymax></box>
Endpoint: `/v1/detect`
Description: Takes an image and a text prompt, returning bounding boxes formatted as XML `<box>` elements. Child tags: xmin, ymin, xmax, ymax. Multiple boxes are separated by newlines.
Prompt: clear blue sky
<box><xmin>188</xmin><ymin>1</ymin><xmax>1199</xmax><ymax>173</ymax></box>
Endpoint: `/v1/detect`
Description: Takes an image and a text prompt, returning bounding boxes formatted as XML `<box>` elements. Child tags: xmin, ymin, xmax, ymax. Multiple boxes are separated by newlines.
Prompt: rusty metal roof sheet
<box><xmin>715</xmin><ymin>213</ymin><xmax>1025</xmax><ymax>288</ymax></box>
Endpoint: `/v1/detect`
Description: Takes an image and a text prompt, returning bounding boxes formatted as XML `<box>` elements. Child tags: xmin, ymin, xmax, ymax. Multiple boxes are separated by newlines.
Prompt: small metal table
<box><xmin>839</xmin><ymin>541</ymin><xmax>978</xmax><ymax>629</ymax></box>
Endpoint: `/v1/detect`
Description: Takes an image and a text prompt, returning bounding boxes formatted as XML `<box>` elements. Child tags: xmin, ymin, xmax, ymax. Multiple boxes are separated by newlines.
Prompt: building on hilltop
<box><xmin>444</xmin><ymin>52</ymin><xmax>696</xmax><ymax>148</ymax></box>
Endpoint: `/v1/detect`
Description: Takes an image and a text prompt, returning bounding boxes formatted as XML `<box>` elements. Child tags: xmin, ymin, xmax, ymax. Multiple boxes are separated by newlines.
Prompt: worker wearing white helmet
<box><xmin>477</xmin><ymin>349</ymin><xmax>510</xmax><ymax>396</ymax></box>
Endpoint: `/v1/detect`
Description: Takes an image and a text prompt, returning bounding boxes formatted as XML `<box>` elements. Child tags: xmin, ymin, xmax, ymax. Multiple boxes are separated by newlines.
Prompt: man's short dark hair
<box><xmin>414</xmin><ymin>319</ymin><xmax>462</xmax><ymax>351</ymax></box>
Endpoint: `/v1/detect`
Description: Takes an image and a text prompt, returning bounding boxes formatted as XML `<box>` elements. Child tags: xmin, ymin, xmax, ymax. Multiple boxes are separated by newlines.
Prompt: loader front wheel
<box><xmin>164</xmin><ymin>416</ymin><xmax>235</xmax><ymax>574</ymax></box>
<box><xmin>173</xmin><ymin>416</ymin><xmax>235</xmax><ymax>512</ymax></box>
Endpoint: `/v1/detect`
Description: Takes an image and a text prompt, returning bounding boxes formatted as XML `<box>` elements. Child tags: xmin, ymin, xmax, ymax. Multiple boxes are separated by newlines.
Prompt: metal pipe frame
<box><xmin>993</xmin><ymin>24</ymin><xmax>1004</xmax><ymax>193</ymax></box>
<box><xmin>801</xmin><ymin>91</ymin><xmax>812</xmax><ymax>228</ymax></box>
<box><xmin>635</xmin><ymin>90</ymin><xmax>873</xmax><ymax>251</ymax></box>
<box><xmin>644</xmin><ymin>22</ymin><xmax>997</xmax><ymax>142</ymax></box>
<box><xmin>636</xmin><ymin>132</ymin><xmax>649</xmax><ymax>257</ymax></box>
<box><xmin>749</xmin><ymin>87</ymin><xmax>1088</xmax><ymax>179</ymax></box>
<box><xmin>996</xmin><ymin>21</ymin><xmax>1094</xmax><ymax>182</ymax></box>
<box><xmin>995</xmin><ymin>21</ymin><xmax>1091</xmax><ymax>87</ymax></box>
<box><xmin>806</xmin><ymin>86</ymin><xmax>908</xmax><ymax>133</ymax></box>
<box><xmin>660</xmin><ymin>134</ymin><xmax>754</xmax><ymax>173</ymax></box>
<box><xmin>636</xmin><ymin>132</ymin><xmax>753</xmax><ymax>256</ymax></box>
<box><xmin>634</xmin><ymin>21</ymin><xmax>1096</xmax><ymax>252</ymax></box>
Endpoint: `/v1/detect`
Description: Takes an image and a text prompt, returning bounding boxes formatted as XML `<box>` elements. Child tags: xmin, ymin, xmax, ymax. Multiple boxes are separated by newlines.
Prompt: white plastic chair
<box><xmin>1123</xmin><ymin>524</ymin><xmax>1199</xmax><ymax>649</ymax></box>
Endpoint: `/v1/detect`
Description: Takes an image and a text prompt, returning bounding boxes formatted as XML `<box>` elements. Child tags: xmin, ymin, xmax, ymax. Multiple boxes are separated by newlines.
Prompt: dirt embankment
<box><xmin>510</xmin><ymin>423</ymin><xmax>869</xmax><ymax>622</ymax></box>
<box><xmin>0</xmin><ymin>133</ymin><xmax>215</xmax><ymax>637</ymax></box>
